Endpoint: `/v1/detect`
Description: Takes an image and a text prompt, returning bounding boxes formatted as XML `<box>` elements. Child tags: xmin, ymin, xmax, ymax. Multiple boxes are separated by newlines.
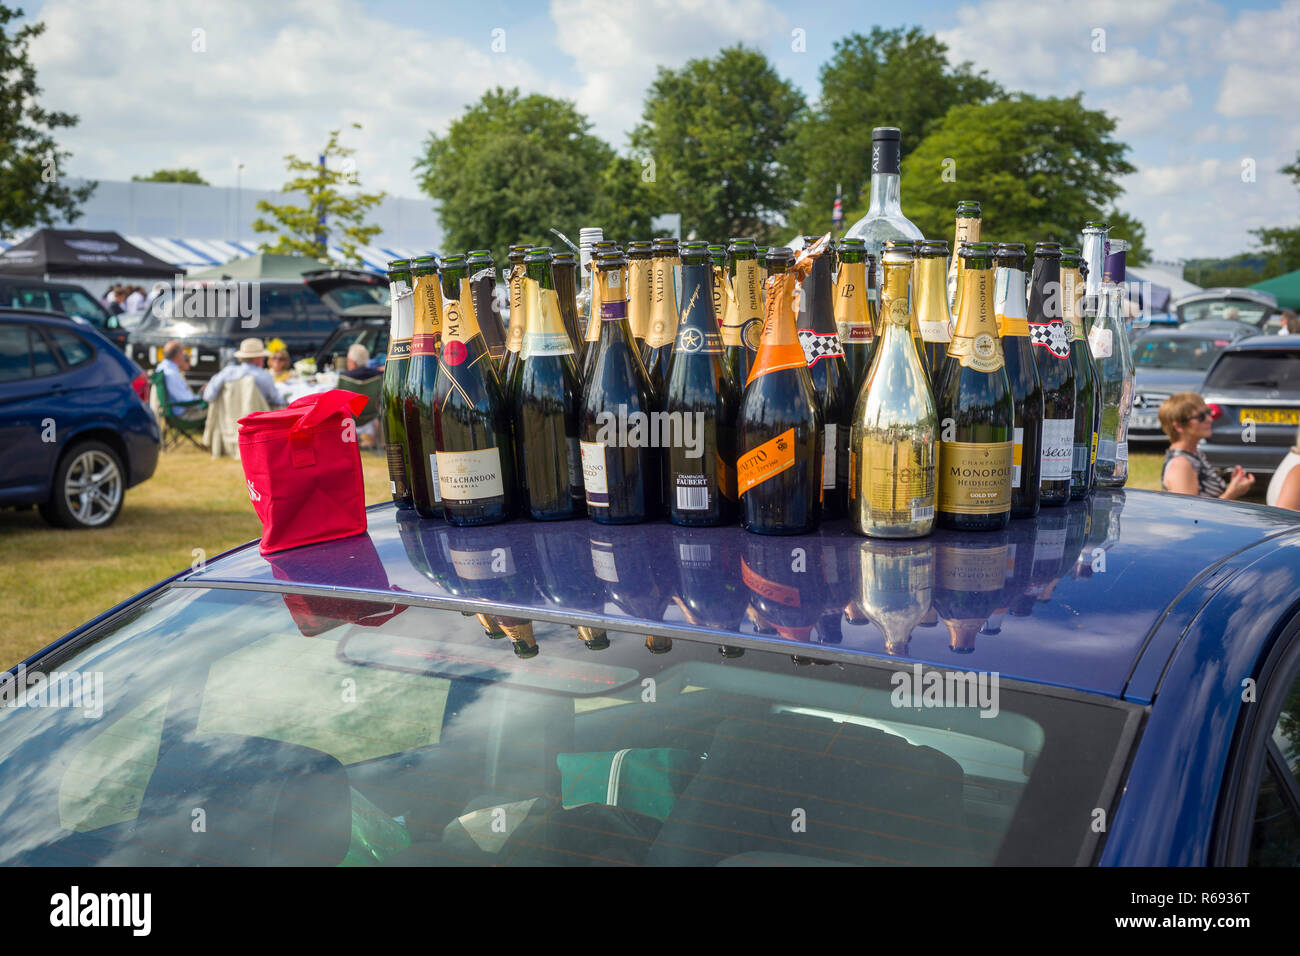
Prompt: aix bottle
<box><xmin>935</xmin><ymin>242</ymin><xmax>1014</xmax><ymax>532</ymax></box>
<box><xmin>1027</xmin><ymin>243</ymin><xmax>1075</xmax><ymax>506</ymax></box>
<box><xmin>582</xmin><ymin>239</ymin><xmax>621</xmax><ymax>383</ymax></box>
<box><xmin>580</xmin><ymin>249</ymin><xmax>660</xmax><ymax>524</ymax></box>
<box><xmin>994</xmin><ymin>242</ymin><xmax>1044</xmax><ymax>519</ymax></box>
<box><xmin>1092</xmin><ymin>240</ymin><xmax>1136</xmax><ymax>488</ymax></box>
<box><xmin>850</xmin><ymin>241</ymin><xmax>937</xmax><ymax>538</ymax></box>
<box><xmin>433</xmin><ymin>254</ymin><xmax>517</xmax><ymax>526</ymax></box>
<box><xmin>844</xmin><ymin>127</ymin><xmax>924</xmax><ymax>264</ymax></box>
<box><xmin>552</xmin><ymin>250</ymin><xmax>583</xmax><ymax>359</ymax></box>
<box><xmin>914</xmin><ymin>239</ymin><xmax>952</xmax><ymax>379</ymax></box>
<box><xmin>1062</xmin><ymin>246</ymin><xmax>1099</xmax><ymax>498</ymax></box>
<box><xmin>736</xmin><ymin>245</ymin><xmax>825</xmax><ymax>535</ymax></box>
<box><xmin>501</xmin><ymin>243</ymin><xmax>532</xmax><ymax>395</ymax></box>
<box><xmin>947</xmin><ymin>201</ymin><xmax>981</xmax><ymax>314</ymax></box>
<box><xmin>467</xmin><ymin>249</ymin><xmax>506</xmax><ymax>367</ymax></box>
<box><xmin>643</xmin><ymin>237</ymin><xmax>681</xmax><ymax>395</ymax></box>
<box><xmin>383</xmin><ymin>258</ymin><xmax>415</xmax><ymax>510</ymax></box>
<box><xmin>625</xmin><ymin>240</ymin><xmax>654</xmax><ymax>354</ymax></box>
<box><xmin>402</xmin><ymin>254</ymin><xmax>444</xmax><ymax>519</ymax></box>
<box><xmin>834</xmin><ymin>238</ymin><xmax>877</xmax><ymax>395</ymax></box>
<box><xmin>722</xmin><ymin>237</ymin><xmax>763</xmax><ymax>392</ymax></box>
<box><xmin>664</xmin><ymin>240</ymin><xmax>736</xmax><ymax>526</ymax></box>
<box><xmin>510</xmin><ymin>247</ymin><xmax>584</xmax><ymax>520</ymax></box>
<box><xmin>798</xmin><ymin>234</ymin><xmax>852</xmax><ymax>519</ymax></box>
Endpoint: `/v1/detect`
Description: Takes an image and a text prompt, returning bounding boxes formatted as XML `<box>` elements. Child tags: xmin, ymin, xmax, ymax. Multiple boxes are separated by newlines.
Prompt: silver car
<box><xmin>1129</xmin><ymin>326</ymin><xmax>1260</xmax><ymax>443</ymax></box>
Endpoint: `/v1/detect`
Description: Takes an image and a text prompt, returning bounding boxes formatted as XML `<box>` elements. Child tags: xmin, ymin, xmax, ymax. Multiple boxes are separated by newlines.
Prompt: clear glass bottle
<box><xmin>1091</xmin><ymin>240</ymin><xmax>1135</xmax><ymax>487</ymax></box>
<box><xmin>844</xmin><ymin>127</ymin><xmax>924</xmax><ymax>265</ymax></box>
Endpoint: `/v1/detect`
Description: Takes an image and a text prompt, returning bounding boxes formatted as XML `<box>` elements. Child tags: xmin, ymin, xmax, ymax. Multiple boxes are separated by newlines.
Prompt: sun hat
<box><xmin>235</xmin><ymin>337</ymin><xmax>271</xmax><ymax>360</ymax></box>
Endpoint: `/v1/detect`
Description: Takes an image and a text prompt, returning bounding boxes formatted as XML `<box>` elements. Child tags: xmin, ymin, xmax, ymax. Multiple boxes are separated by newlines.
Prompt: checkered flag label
<box><xmin>798</xmin><ymin>329</ymin><xmax>844</xmax><ymax>367</ymax></box>
<box><xmin>1028</xmin><ymin>321</ymin><xmax>1070</xmax><ymax>358</ymax></box>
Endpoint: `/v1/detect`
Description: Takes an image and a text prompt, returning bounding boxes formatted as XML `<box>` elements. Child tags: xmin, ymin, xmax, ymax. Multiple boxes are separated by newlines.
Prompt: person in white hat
<box><xmin>202</xmin><ymin>337</ymin><xmax>283</xmax><ymax>407</ymax></box>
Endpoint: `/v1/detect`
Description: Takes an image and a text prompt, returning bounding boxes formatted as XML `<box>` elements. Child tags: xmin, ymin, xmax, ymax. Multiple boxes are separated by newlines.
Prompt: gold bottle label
<box><xmin>737</xmin><ymin>427</ymin><xmax>797</xmax><ymax>496</ymax></box>
<box><xmin>938</xmin><ymin>440</ymin><xmax>1013</xmax><ymax>514</ymax></box>
<box><xmin>914</xmin><ymin>255</ymin><xmax>952</xmax><ymax>344</ymax></box>
<box><xmin>586</xmin><ymin>267</ymin><xmax>607</xmax><ymax>340</ymax></box>
<box><xmin>862</xmin><ymin>440</ymin><xmax>935</xmax><ymax>525</ymax></box>
<box><xmin>626</xmin><ymin>258</ymin><xmax>652</xmax><ymax>341</ymax></box>
<box><xmin>505</xmin><ymin>264</ymin><xmax>526</xmax><ymax>355</ymax></box>
<box><xmin>711</xmin><ymin>264</ymin><xmax>725</xmax><ymax>330</ymax></box>
<box><xmin>520</xmin><ymin>276</ymin><xmax>575</xmax><ymax>358</ymax></box>
<box><xmin>948</xmin><ymin>215</ymin><xmax>980</xmax><ymax>310</ymax></box>
<box><xmin>411</xmin><ymin>273</ymin><xmax>442</xmax><ymax>356</ymax></box>
<box><xmin>833</xmin><ymin>260</ymin><xmax>874</xmax><ymax>342</ymax></box>
<box><xmin>948</xmin><ymin>268</ymin><xmax>1005</xmax><ymax>372</ymax></box>
<box><xmin>645</xmin><ymin>256</ymin><xmax>680</xmax><ymax>348</ymax></box>
<box><xmin>937</xmin><ymin>543</ymin><xmax>1006</xmax><ymax>591</ymax></box>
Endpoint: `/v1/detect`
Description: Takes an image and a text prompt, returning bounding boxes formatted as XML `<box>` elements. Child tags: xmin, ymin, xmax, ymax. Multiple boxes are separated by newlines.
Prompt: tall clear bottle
<box><xmin>1091</xmin><ymin>240</ymin><xmax>1135</xmax><ymax>487</ymax></box>
<box><xmin>994</xmin><ymin>242</ymin><xmax>1044</xmax><ymax>519</ymax></box>
<box><xmin>850</xmin><ymin>241</ymin><xmax>936</xmax><ymax>538</ymax></box>
<box><xmin>844</xmin><ymin>127</ymin><xmax>925</xmax><ymax>265</ymax></box>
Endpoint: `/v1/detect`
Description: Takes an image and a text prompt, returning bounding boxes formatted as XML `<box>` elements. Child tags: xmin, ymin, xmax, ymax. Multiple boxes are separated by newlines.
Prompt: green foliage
<box><xmin>788</xmin><ymin>27</ymin><xmax>1002</xmax><ymax>234</ymax></box>
<box><xmin>0</xmin><ymin>4</ymin><xmax>94</xmax><ymax>236</ymax></box>
<box><xmin>1184</xmin><ymin>254</ymin><xmax>1277</xmax><ymax>288</ymax></box>
<box><xmin>251</xmin><ymin>125</ymin><xmax>385</xmax><ymax>267</ymax></box>
<box><xmin>132</xmin><ymin>168</ymin><xmax>209</xmax><ymax>185</ymax></box>
<box><xmin>898</xmin><ymin>94</ymin><xmax>1135</xmax><ymax>248</ymax></box>
<box><xmin>630</xmin><ymin>46</ymin><xmax>805</xmax><ymax>243</ymax></box>
<box><xmin>590</xmin><ymin>155</ymin><xmax>658</xmax><ymax>243</ymax></box>
<box><xmin>414</xmin><ymin>88</ymin><xmax>617</xmax><ymax>263</ymax></box>
<box><xmin>1250</xmin><ymin>150</ymin><xmax>1300</xmax><ymax>274</ymax></box>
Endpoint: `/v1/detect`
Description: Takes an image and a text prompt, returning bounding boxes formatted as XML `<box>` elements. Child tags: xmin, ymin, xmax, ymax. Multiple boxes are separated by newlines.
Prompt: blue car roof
<box><xmin>182</xmin><ymin>490</ymin><xmax>1300</xmax><ymax>701</ymax></box>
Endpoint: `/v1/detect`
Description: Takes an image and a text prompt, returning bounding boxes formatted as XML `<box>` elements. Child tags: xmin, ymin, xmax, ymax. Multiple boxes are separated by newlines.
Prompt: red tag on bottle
<box><xmin>444</xmin><ymin>340</ymin><xmax>468</xmax><ymax>365</ymax></box>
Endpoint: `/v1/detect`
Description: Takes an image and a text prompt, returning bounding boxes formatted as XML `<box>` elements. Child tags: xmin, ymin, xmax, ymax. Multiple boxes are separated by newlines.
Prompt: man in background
<box><xmin>203</xmin><ymin>337</ymin><xmax>282</xmax><ymax>407</ymax></box>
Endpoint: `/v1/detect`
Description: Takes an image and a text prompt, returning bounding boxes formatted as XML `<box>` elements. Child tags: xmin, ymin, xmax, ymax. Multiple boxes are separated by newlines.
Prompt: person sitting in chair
<box><xmin>203</xmin><ymin>337</ymin><xmax>283</xmax><ymax>408</ymax></box>
<box><xmin>155</xmin><ymin>341</ymin><xmax>205</xmax><ymax>420</ymax></box>
<box><xmin>340</xmin><ymin>343</ymin><xmax>381</xmax><ymax>382</ymax></box>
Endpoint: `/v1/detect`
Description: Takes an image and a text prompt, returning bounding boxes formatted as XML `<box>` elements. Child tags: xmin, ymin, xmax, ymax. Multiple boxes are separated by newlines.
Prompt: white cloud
<box><xmin>1099</xmin><ymin>83</ymin><xmax>1192</xmax><ymax>137</ymax></box>
<box><xmin>1215</xmin><ymin>63</ymin><xmax>1300</xmax><ymax>118</ymax></box>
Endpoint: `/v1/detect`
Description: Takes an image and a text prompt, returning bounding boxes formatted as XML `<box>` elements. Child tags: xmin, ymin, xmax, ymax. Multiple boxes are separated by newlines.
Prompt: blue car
<box><xmin>0</xmin><ymin>491</ymin><xmax>1298</xmax><ymax>866</ymax></box>
<box><xmin>0</xmin><ymin>309</ymin><xmax>159</xmax><ymax>528</ymax></box>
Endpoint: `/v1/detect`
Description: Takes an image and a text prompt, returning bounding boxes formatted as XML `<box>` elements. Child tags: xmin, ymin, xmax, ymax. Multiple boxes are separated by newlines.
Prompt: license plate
<box><xmin>1130</xmin><ymin>411</ymin><xmax>1159</xmax><ymax>431</ymax></box>
<box><xmin>1239</xmin><ymin>407</ymin><xmax>1300</xmax><ymax>425</ymax></box>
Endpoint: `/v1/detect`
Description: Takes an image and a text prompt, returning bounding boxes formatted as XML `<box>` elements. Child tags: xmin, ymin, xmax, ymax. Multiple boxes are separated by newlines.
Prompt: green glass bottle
<box><xmin>383</xmin><ymin>258</ymin><xmax>415</xmax><ymax>510</ymax></box>
<box><xmin>994</xmin><ymin>242</ymin><xmax>1044</xmax><ymax>519</ymax></box>
<box><xmin>1027</xmin><ymin>242</ymin><xmax>1075</xmax><ymax>507</ymax></box>
<box><xmin>1062</xmin><ymin>247</ymin><xmax>1098</xmax><ymax>499</ymax></box>
<box><xmin>501</xmin><ymin>244</ymin><xmax>531</xmax><ymax>396</ymax></box>
<box><xmin>402</xmin><ymin>254</ymin><xmax>444</xmax><ymax>519</ymax></box>
<box><xmin>834</xmin><ymin>238</ymin><xmax>877</xmax><ymax>396</ymax></box>
<box><xmin>799</xmin><ymin>234</ymin><xmax>852</xmax><ymax>519</ymax></box>
<box><xmin>466</xmin><ymin>249</ymin><xmax>506</xmax><ymax>367</ymax></box>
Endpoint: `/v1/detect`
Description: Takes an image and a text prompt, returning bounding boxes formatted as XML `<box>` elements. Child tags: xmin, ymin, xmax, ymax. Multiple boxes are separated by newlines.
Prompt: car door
<box><xmin>0</xmin><ymin>321</ymin><xmax>63</xmax><ymax>502</ymax></box>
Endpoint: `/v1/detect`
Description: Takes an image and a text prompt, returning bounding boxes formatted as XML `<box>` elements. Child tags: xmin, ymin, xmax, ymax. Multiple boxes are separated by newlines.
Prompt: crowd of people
<box><xmin>101</xmin><ymin>282</ymin><xmax>168</xmax><ymax>315</ymax></box>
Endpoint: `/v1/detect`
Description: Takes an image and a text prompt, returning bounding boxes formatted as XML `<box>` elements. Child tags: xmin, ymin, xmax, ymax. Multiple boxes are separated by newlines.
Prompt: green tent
<box><xmin>187</xmin><ymin>252</ymin><xmax>333</xmax><ymax>280</ymax></box>
<box><xmin>1251</xmin><ymin>269</ymin><xmax>1300</xmax><ymax>310</ymax></box>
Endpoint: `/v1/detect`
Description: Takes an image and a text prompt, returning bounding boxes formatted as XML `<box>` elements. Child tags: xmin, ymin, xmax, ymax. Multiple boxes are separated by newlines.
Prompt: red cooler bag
<box><xmin>238</xmin><ymin>389</ymin><xmax>370</xmax><ymax>554</ymax></box>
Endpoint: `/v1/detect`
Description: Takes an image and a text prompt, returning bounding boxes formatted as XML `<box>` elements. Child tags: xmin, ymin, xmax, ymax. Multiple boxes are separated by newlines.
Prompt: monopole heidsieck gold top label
<box><xmin>388</xmin><ymin>276</ymin><xmax>414</xmax><ymax>357</ymax></box>
<box><xmin>520</xmin><ymin>276</ymin><xmax>575</xmax><ymax>359</ymax></box>
<box><xmin>411</xmin><ymin>272</ymin><xmax>442</xmax><ymax>356</ymax></box>
<box><xmin>505</xmin><ymin>263</ymin><xmax>526</xmax><ymax>357</ymax></box>
<box><xmin>626</xmin><ymin>256</ymin><xmax>652</xmax><ymax>342</ymax></box>
<box><xmin>645</xmin><ymin>252</ymin><xmax>680</xmax><ymax>348</ymax></box>
<box><xmin>441</xmin><ymin>278</ymin><xmax>485</xmax><ymax>367</ymax></box>
<box><xmin>938</xmin><ymin>441</ymin><xmax>1013</xmax><ymax>514</ymax></box>
<box><xmin>833</xmin><ymin>259</ymin><xmax>874</xmax><ymax>343</ymax></box>
<box><xmin>947</xmin><ymin>267</ymin><xmax>1004</xmax><ymax>373</ymax></box>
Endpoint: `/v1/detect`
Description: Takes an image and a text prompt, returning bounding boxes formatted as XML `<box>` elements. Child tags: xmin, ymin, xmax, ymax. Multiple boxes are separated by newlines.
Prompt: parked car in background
<box><xmin>0</xmin><ymin>309</ymin><xmax>158</xmax><ymax>529</ymax></box>
<box><xmin>2</xmin><ymin>492</ymin><xmax>1300</xmax><ymax>866</ymax></box>
<box><xmin>1199</xmin><ymin>337</ymin><xmax>1300</xmax><ymax>476</ymax></box>
<box><xmin>315</xmin><ymin>315</ymin><xmax>388</xmax><ymax>372</ymax></box>
<box><xmin>0</xmin><ymin>278</ymin><xmax>128</xmax><ymax>351</ymax></box>
<box><xmin>1174</xmin><ymin>287</ymin><xmax>1279</xmax><ymax>330</ymax></box>
<box><xmin>126</xmin><ymin>269</ymin><xmax>387</xmax><ymax>390</ymax></box>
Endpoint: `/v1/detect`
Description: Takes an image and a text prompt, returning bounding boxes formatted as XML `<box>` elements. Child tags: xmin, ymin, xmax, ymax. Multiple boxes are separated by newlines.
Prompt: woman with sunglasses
<box><xmin>1158</xmin><ymin>392</ymin><xmax>1255</xmax><ymax>499</ymax></box>
<box><xmin>269</xmin><ymin>349</ymin><xmax>295</xmax><ymax>384</ymax></box>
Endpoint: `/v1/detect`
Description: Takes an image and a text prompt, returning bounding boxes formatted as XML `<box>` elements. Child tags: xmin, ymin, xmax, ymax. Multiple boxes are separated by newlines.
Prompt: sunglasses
<box><xmin>1183</xmin><ymin>409</ymin><xmax>1212</xmax><ymax>423</ymax></box>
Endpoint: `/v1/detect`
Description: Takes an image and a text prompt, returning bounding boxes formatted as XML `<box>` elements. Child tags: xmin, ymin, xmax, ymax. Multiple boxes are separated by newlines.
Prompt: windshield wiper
<box><xmin>1227</xmin><ymin>379</ymin><xmax>1280</xmax><ymax>388</ymax></box>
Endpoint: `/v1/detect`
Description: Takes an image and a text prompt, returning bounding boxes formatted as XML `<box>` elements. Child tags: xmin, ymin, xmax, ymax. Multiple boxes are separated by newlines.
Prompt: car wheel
<box><xmin>39</xmin><ymin>441</ymin><xmax>125</xmax><ymax>529</ymax></box>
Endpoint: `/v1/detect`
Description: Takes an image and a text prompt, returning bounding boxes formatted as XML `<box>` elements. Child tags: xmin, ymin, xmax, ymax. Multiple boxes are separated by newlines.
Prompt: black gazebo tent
<box><xmin>0</xmin><ymin>229</ymin><xmax>176</xmax><ymax>278</ymax></box>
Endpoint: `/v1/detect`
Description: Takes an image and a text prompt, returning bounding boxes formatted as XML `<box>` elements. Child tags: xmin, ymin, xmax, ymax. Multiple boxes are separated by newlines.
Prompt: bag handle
<box><xmin>288</xmin><ymin>388</ymin><xmax>370</xmax><ymax>435</ymax></box>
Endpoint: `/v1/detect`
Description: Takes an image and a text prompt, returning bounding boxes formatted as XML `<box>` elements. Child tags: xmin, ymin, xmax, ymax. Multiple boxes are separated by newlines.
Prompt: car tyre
<box><xmin>39</xmin><ymin>440</ymin><xmax>126</xmax><ymax>530</ymax></box>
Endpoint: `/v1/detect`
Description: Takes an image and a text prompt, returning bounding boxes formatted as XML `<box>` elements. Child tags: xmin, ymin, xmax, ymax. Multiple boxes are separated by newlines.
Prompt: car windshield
<box><xmin>321</xmin><ymin>285</ymin><xmax>387</xmax><ymax>311</ymax></box>
<box><xmin>1132</xmin><ymin>336</ymin><xmax>1228</xmax><ymax>371</ymax></box>
<box><xmin>1180</xmin><ymin>299</ymin><xmax>1272</xmax><ymax>326</ymax></box>
<box><xmin>0</xmin><ymin>587</ymin><xmax>1134</xmax><ymax>867</ymax></box>
<box><xmin>1204</xmin><ymin>351</ymin><xmax>1300</xmax><ymax>391</ymax></box>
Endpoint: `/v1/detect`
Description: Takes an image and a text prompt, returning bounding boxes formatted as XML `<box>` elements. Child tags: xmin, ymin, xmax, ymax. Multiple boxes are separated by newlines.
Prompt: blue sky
<box><xmin>25</xmin><ymin>0</ymin><xmax>1300</xmax><ymax>261</ymax></box>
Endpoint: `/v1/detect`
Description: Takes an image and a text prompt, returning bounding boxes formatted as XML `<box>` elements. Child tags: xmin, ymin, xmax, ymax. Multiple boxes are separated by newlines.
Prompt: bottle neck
<box><xmin>677</xmin><ymin>262</ymin><xmax>715</xmax><ymax>331</ymax></box>
<box><xmin>879</xmin><ymin>261</ymin><xmax>913</xmax><ymax>328</ymax></box>
<box><xmin>866</xmin><ymin>172</ymin><xmax>903</xmax><ymax>216</ymax></box>
<box><xmin>953</xmin><ymin>265</ymin><xmax>997</xmax><ymax>339</ymax></box>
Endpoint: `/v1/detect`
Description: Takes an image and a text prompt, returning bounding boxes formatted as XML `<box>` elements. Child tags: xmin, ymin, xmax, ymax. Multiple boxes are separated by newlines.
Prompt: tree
<box><xmin>1252</xmin><ymin>151</ymin><xmax>1300</xmax><ymax>274</ymax></box>
<box><xmin>630</xmin><ymin>46</ymin><xmax>805</xmax><ymax>242</ymax></box>
<box><xmin>0</xmin><ymin>4</ymin><xmax>94</xmax><ymax>236</ymax></box>
<box><xmin>899</xmin><ymin>94</ymin><xmax>1136</xmax><ymax>249</ymax></box>
<box><xmin>415</xmin><ymin>88</ymin><xmax>619</xmax><ymax>263</ymax></box>
<box><xmin>252</xmin><ymin>125</ymin><xmax>385</xmax><ymax>266</ymax></box>
<box><xmin>589</xmin><ymin>155</ymin><xmax>659</xmax><ymax>243</ymax></box>
<box><xmin>789</xmin><ymin>28</ymin><xmax>1002</xmax><ymax>234</ymax></box>
<box><xmin>132</xmin><ymin>168</ymin><xmax>209</xmax><ymax>185</ymax></box>
<box><xmin>1103</xmin><ymin>209</ymin><xmax>1150</xmax><ymax>267</ymax></box>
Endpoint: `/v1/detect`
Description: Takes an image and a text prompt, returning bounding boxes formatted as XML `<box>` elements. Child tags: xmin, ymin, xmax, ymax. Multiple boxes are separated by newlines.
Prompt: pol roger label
<box><xmin>435</xmin><ymin>447</ymin><xmax>504</xmax><ymax>502</ymax></box>
<box><xmin>1040</xmin><ymin>418</ymin><xmax>1074</xmax><ymax>481</ymax></box>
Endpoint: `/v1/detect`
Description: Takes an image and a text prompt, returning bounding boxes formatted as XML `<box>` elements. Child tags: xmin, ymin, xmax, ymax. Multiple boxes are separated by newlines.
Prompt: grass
<box><xmin>0</xmin><ymin>444</ymin><xmax>1189</xmax><ymax>670</ymax></box>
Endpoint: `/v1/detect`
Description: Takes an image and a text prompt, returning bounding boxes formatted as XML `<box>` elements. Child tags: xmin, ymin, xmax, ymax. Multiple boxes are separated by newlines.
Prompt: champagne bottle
<box><xmin>935</xmin><ymin>242</ymin><xmax>1014</xmax><ymax>532</ymax></box>
<box><xmin>707</xmin><ymin>243</ymin><xmax>727</xmax><ymax>333</ymax></box>
<box><xmin>433</xmin><ymin>254</ymin><xmax>517</xmax><ymax>526</ymax></box>
<box><xmin>1063</xmin><ymin>246</ymin><xmax>1099</xmax><ymax>498</ymax></box>
<box><xmin>933</xmin><ymin>533</ymin><xmax>1010</xmax><ymax>654</ymax></box>
<box><xmin>722</xmin><ymin>237</ymin><xmax>764</xmax><ymax>392</ymax></box>
<box><xmin>737</xmin><ymin>244</ymin><xmax>825</xmax><ymax>535</ymax></box>
<box><xmin>914</xmin><ymin>239</ymin><xmax>953</xmax><ymax>379</ymax></box>
<box><xmin>834</xmin><ymin>238</ymin><xmax>877</xmax><ymax>396</ymax></box>
<box><xmin>510</xmin><ymin>247</ymin><xmax>584</xmax><ymax>520</ymax></box>
<box><xmin>850</xmin><ymin>241</ymin><xmax>937</xmax><ymax>538</ymax></box>
<box><xmin>467</xmin><ymin>249</ymin><xmax>506</xmax><ymax>367</ymax></box>
<box><xmin>1092</xmin><ymin>240</ymin><xmax>1136</xmax><ymax>487</ymax></box>
<box><xmin>844</xmin><ymin>127</ymin><xmax>925</xmax><ymax>264</ymax></box>
<box><xmin>994</xmin><ymin>242</ymin><xmax>1044</xmax><ymax>519</ymax></box>
<box><xmin>947</xmin><ymin>201</ymin><xmax>981</xmax><ymax>314</ymax></box>
<box><xmin>643</xmin><ymin>237</ymin><xmax>681</xmax><ymax>395</ymax></box>
<box><xmin>798</xmin><ymin>234</ymin><xmax>852</xmax><ymax>519</ymax></box>
<box><xmin>383</xmin><ymin>258</ymin><xmax>415</xmax><ymax>510</ymax></box>
<box><xmin>625</xmin><ymin>240</ymin><xmax>654</xmax><ymax>353</ymax></box>
<box><xmin>552</xmin><ymin>250</ymin><xmax>583</xmax><ymax>358</ymax></box>
<box><xmin>866</xmin><ymin>253</ymin><xmax>881</xmax><ymax>337</ymax></box>
<box><xmin>501</xmin><ymin>243</ymin><xmax>531</xmax><ymax>394</ymax></box>
<box><xmin>1027</xmin><ymin>243</ymin><xmax>1075</xmax><ymax>506</ymax></box>
<box><xmin>403</xmin><ymin>255</ymin><xmax>444</xmax><ymax>519</ymax></box>
<box><xmin>855</xmin><ymin>538</ymin><xmax>934</xmax><ymax>656</ymax></box>
<box><xmin>664</xmin><ymin>240</ymin><xmax>736</xmax><ymax>526</ymax></box>
<box><xmin>580</xmin><ymin>249</ymin><xmax>660</xmax><ymax>524</ymax></box>
<box><xmin>582</xmin><ymin>239</ymin><xmax>621</xmax><ymax>383</ymax></box>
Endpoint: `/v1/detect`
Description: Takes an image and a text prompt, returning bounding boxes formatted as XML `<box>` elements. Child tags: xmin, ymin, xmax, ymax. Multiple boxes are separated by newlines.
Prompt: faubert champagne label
<box><xmin>938</xmin><ymin>440</ymin><xmax>1013</xmax><ymax>514</ymax></box>
<box><xmin>737</xmin><ymin>427</ymin><xmax>797</xmax><ymax>495</ymax></box>
<box><xmin>520</xmin><ymin>276</ymin><xmax>574</xmax><ymax>358</ymax></box>
<box><xmin>675</xmin><ymin>283</ymin><xmax>722</xmax><ymax>353</ymax></box>
<box><xmin>411</xmin><ymin>274</ymin><xmax>442</xmax><ymax>355</ymax></box>
<box><xmin>435</xmin><ymin>447</ymin><xmax>504</xmax><ymax>502</ymax></box>
<box><xmin>833</xmin><ymin>260</ymin><xmax>875</xmax><ymax>344</ymax></box>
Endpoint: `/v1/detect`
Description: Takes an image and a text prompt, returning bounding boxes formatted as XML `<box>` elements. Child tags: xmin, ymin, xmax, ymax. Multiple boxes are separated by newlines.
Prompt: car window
<box><xmin>1248</xmin><ymin>674</ymin><xmax>1300</xmax><ymax>865</ymax></box>
<box><xmin>0</xmin><ymin>586</ymin><xmax>1136</xmax><ymax>867</ymax></box>
<box><xmin>0</xmin><ymin>324</ymin><xmax>30</xmax><ymax>381</ymax></box>
<box><xmin>320</xmin><ymin>285</ymin><xmax>387</xmax><ymax>311</ymax></box>
<box><xmin>1132</xmin><ymin>337</ymin><xmax>1226</xmax><ymax>371</ymax></box>
<box><xmin>45</xmin><ymin>326</ymin><xmax>94</xmax><ymax>368</ymax></box>
<box><xmin>54</xmin><ymin>288</ymin><xmax>109</xmax><ymax>325</ymax></box>
<box><xmin>1204</xmin><ymin>351</ymin><xmax>1300</xmax><ymax>391</ymax></box>
<box><xmin>10</xmin><ymin>287</ymin><xmax>56</xmax><ymax>312</ymax></box>
<box><xmin>1180</xmin><ymin>301</ymin><xmax>1273</xmax><ymax>326</ymax></box>
<box><xmin>29</xmin><ymin>327</ymin><xmax>59</xmax><ymax>377</ymax></box>
<box><xmin>258</xmin><ymin>288</ymin><xmax>300</xmax><ymax>335</ymax></box>
<box><xmin>295</xmin><ymin>290</ymin><xmax>336</xmax><ymax>333</ymax></box>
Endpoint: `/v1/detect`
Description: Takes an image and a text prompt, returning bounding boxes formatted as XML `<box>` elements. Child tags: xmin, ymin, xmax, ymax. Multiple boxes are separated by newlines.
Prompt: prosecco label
<box><xmin>435</xmin><ymin>447</ymin><xmax>504</xmax><ymax>502</ymax></box>
<box><xmin>737</xmin><ymin>427</ymin><xmax>797</xmax><ymax>496</ymax></box>
<box><xmin>579</xmin><ymin>440</ymin><xmax>610</xmax><ymax>507</ymax></box>
<box><xmin>1040</xmin><ymin>417</ymin><xmax>1074</xmax><ymax>481</ymax></box>
<box><xmin>938</xmin><ymin>440</ymin><xmax>1013</xmax><ymax>515</ymax></box>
